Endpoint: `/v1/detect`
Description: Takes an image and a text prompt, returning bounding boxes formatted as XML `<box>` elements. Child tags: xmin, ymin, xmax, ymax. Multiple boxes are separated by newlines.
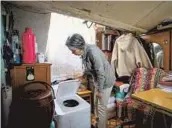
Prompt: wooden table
<box><xmin>132</xmin><ymin>88</ymin><xmax>172</xmax><ymax>116</ymax></box>
<box><xmin>77</xmin><ymin>90</ymin><xmax>92</xmax><ymax>104</ymax></box>
<box><xmin>132</xmin><ymin>88</ymin><xmax>172</xmax><ymax>128</ymax></box>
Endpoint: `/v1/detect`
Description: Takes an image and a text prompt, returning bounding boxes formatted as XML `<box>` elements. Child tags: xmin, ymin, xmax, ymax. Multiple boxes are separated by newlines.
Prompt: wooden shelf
<box><xmin>77</xmin><ymin>90</ymin><xmax>92</xmax><ymax>95</ymax></box>
<box><xmin>102</xmin><ymin>31</ymin><xmax>118</xmax><ymax>36</ymax></box>
<box><xmin>77</xmin><ymin>90</ymin><xmax>92</xmax><ymax>103</ymax></box>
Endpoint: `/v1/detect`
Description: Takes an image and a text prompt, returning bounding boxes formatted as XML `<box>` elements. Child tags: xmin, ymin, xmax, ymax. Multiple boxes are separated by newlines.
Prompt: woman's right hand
<box><xmin>76</xmin><ymin>76</ymin><xmax>84</xmax><ymax>81</ymax></box>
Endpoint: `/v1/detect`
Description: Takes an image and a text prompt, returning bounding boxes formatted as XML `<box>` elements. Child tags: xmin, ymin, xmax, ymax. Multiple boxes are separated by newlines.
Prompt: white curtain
<box><xmin>46</xmin><ymin>13</ymin><xmax>96</xmax><ymax>81</ymax></box>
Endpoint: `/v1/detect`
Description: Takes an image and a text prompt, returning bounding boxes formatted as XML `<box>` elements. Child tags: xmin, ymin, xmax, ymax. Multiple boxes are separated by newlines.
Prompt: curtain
<box><xmin>1</xmin><ymin>8</ymin><xmax>6</xmax><ymax>86</ymax></box>
<box><xmin>46</xmin><ymin>13</ymin><xmax>96</xmax><ymax>81</ymax></box>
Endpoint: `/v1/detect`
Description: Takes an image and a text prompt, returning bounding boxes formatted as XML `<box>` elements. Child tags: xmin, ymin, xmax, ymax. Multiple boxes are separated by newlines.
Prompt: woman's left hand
<box><xmin>96</xmin><ymin>92</ymin><xmax>103</xmax><ymax>99</ymax></box>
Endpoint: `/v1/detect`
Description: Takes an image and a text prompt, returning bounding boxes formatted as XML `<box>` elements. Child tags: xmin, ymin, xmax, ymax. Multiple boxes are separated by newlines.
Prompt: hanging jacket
<box><xmin>111</xmin><ymin>33</ymin><xmax>153</xmax><ymax>77</ymax></box>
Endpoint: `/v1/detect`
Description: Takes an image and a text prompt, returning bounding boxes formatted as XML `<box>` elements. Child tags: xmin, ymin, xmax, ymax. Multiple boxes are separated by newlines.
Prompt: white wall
<box><xmin>12</xmin><ymin>7</ymin><xmax>51</xmax><ymax>53</ymax></box>
<box><xmin>46</xmin><ymin>13</ymin><xmax>96</xmax><ymax>80</ymax></box>
<box><xmin>10</xmin><ymin>7</ymin><xmax>96</xmax><ymax>80</ymax></box>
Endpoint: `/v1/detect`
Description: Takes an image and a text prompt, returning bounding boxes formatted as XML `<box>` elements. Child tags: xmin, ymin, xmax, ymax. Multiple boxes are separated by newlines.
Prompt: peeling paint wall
<box><xmin>11</xmin><ymin>6</ymin><xmax>51</xmax><ymax>53</ymax></box>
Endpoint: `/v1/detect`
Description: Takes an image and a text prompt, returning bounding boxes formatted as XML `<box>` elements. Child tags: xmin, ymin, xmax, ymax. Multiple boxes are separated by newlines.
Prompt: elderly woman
<box><xmin>66</xmin><ymin>33</ymin><xmax>115</xmax><ymax>128</ymax></box>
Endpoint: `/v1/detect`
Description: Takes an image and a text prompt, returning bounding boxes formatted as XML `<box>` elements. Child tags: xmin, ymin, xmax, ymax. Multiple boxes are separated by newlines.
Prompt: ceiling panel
<box><xmin>5</xmin><ymin>1</ymin><xmax>172</xmax><ymax>33</ymax></box>
<box><xmin>104</xmin><ymin>1</ymin><xmax>162</xmax><ymax>25</ymax></box>
<box><xmin>135</xmin><ymin>1</ymin><xmax>172</xmax><ymax>30</ymax></box>
<box><xmin>52</xmin><ymin>1</ymin><xmax>162</xmax><ymax>25</ymax></box>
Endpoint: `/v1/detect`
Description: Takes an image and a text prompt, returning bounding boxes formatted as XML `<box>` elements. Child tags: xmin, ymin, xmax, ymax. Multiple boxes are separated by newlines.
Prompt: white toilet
<box><xmin>53</xmin><ymin>80</ymin><xmax>91</xmax><ymax>128</ymax></box>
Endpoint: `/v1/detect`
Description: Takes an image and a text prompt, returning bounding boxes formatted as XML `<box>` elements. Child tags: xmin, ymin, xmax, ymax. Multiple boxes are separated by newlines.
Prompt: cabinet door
<box><xmin>142</xmin><ymin>31</ymin><xmax>170</xmax><ymax>71</ymax></box>
<box><xmin>11</xmin><ymin>64</ymin><xmax>51</xmax><ymax>88</ymax></box>
<box><xmin>34</xmin><ymin>65</ymin><xmax>51</xmax><ymax>85</ymax></box>
<box><xmin>11</xmin><ymin>67</ymin><xmax>27</xmax><ymax>88</ymax></box>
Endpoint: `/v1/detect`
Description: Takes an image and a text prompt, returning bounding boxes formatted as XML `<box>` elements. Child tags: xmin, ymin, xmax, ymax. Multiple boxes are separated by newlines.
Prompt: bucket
<box><xmin>8</xmin><ymin>81</ymin><xmax>55</xmax><ymax>128</ymax></box>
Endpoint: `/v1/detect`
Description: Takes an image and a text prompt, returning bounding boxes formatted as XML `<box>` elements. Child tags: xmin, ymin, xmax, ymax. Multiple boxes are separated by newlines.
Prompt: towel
<box><xmin>119</xmin><ymin>84</ymin><xmax>130</xmax><ymax>92</ymax></box>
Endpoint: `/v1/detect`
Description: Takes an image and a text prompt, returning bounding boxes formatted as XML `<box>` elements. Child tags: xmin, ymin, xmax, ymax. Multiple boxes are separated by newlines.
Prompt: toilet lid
<box><xmin>56</xmin><ymin>80</ymin><xmax>80</xmax><ymax>100</ymax></box>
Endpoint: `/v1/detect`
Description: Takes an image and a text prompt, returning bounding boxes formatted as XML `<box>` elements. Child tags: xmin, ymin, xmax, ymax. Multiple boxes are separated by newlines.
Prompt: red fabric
<box><xmin>115</xmin><ymin>81</ymin><xmax>124</xmax><ymax>86</ymax></box>
<box><xmin>159</xmin><ymin>81</ymin><xmax>172</xmax><ymax>86</ymax></box>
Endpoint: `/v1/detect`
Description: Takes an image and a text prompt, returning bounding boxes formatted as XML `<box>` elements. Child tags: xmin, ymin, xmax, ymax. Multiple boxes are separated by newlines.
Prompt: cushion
<box><xmin>126</xmin><ymin>68</ymin><xmax>165</xmax><ymax>111</ymax></box>
<box><xmin>130</xmin><ymin>68</ymin><xmax>165</xmax><ymax>93</ymax></box>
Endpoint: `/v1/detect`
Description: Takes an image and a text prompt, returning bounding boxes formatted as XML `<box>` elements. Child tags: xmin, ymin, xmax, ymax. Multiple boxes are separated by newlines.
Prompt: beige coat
<box><xmin>111</xmin><ymin>33</ymin><xmax>152</xmax><ymax>77</ymax></box>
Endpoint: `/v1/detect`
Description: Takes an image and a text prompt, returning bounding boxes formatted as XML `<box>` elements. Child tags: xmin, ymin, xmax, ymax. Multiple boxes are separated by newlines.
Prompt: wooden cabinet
<box><xmin>10</xmin><ymin>63</ymin><xmax>51</xmax><ymax>89</ymax></box>
<box><xmin>142</xmin><ymin>31</ymin><xmax>172</xmax><ymax>71</ymax></box>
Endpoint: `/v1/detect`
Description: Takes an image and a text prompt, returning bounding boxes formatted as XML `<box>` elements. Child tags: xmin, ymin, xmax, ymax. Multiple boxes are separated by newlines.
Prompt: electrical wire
<box><xmin>83</xmin><ymin>20</ymin><xmax>93</xmax><ymax>28</ymax></box>
<box><xmin>86</xmin><ymin>22</ymin><xmax>93</xmax><ymax>28</ymax></box>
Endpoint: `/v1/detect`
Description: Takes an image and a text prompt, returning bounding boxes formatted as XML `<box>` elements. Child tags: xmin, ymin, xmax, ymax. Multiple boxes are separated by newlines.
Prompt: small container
<box><xmin>38</xmin><ymin>53</ymin><xmax>45</xmax><ymax>63</ymax></box>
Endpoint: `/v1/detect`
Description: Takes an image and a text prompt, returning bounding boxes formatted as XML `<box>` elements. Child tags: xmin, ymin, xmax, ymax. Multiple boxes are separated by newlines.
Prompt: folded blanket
<box><xmin>107</xmin><ymin>103</ymin><xmax>115</xmax><ymax>109</ymax></box>
<box><xmin>107</xmin><ymin>103</ymin><xmax>115</xmax><ymax>113</ymax></box>
<box><xmin>161</xmin><ymin>75</ymin><xmax>172</xmax><ymax>82</ymax></box>
<box><xmin>108</xmin><ymin>96</ymin><xmax>116</xmax><ymax>104</ymax></box>
<box><xmin>159</xmin><ymin>81</ymin><xmax>172</xmax><ymax>86</ymax></box>
<box><xmin>119</xmin><ymin>84</ymin><xmax>130</xmax><ymax>92</ymax></box>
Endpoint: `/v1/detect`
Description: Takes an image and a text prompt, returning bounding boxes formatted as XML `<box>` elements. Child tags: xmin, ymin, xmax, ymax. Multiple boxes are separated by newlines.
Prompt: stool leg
<box><xmin>163</xmin><ymin>114</ymin><xmax>167</xmax><ymax>128</ymax></box>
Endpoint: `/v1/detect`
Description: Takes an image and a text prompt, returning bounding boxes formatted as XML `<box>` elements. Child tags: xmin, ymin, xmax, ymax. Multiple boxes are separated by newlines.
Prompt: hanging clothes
<box><xmin>111</xmin><ymin>33</ymin><xmax>153</xmax><ymax>77</ymax></box>
<box><xmin>136</xmin><ymin>37</ymin><xmax>155</xmax><ymax>66</ymax></box>
<box><xmin>156</xmin><ymin>50</ymin><xmax>163</xmax><ymax>68</ymax></box>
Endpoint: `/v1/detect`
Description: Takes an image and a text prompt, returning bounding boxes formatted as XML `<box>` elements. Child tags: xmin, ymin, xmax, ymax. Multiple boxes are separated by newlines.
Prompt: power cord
<box><xmin>83</xmin><ymin>20</ymin><xmax>93</xmax><ymax>28</ymax></box>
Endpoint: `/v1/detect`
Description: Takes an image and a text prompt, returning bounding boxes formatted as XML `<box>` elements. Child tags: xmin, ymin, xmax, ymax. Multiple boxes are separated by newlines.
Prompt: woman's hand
<box><xmin>76</xmin><ymin>76</ymin><xmax>84</xmax><ymax>81</ymax></box>
<box><xmin>96</xmin><ymin>91</ymin><xmax>103</xmax><ymax>99</ymax></box>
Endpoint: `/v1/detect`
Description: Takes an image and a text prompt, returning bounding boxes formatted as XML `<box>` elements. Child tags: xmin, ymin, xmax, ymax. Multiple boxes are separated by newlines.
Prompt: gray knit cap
<box><xmin>66</xmin><ymin>34</ymin><xmax>85</xmax><ymax>50</ymax></box>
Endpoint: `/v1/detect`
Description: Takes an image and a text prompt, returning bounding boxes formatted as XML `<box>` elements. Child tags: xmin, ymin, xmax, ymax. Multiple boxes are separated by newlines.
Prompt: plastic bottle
<box><xmin>22</xmin><ymin>28</ymin><xmax>36</xmax><ymax>63</ymax></box>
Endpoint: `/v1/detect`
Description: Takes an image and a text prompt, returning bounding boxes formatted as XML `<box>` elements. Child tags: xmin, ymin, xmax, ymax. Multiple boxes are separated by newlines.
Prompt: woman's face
<box><xmin>71</xmin><ymin>48</ymin><xmax>83</xmax><ymax>56</ymax></box>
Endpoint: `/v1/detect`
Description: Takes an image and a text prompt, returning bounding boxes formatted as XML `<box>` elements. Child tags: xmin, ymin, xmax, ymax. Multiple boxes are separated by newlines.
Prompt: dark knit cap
<box><xmin>66</xmin><ymin>34</ymin><xmax>85</xmax><ymax>50</ymax></box>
